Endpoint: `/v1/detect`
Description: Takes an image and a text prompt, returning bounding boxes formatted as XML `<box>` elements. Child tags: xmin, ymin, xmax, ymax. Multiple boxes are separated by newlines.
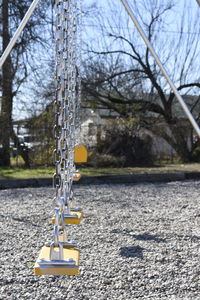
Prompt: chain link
<box><xmin>53</xmin><ymin>0</ymin><xmax>82</xmax><ymax>242</ymax></box>
<box><xmin>75</xmin><ymin>0</ymin><xmax>82</xmax><ymax>145</ymax></box>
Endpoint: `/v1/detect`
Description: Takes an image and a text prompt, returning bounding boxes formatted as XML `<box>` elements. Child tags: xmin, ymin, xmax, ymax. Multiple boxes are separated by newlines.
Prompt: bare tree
<box><xmin>83</xmin><ymin>0</ymin><xmax>200</xmax><ymax>161</ymax></box>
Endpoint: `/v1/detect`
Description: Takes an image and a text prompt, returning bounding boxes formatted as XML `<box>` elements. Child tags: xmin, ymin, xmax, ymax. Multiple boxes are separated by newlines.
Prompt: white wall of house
<box><xmin>79</xmin><ymin>106</ymin><xmax>196</xmax><ymax>158</ymax></box>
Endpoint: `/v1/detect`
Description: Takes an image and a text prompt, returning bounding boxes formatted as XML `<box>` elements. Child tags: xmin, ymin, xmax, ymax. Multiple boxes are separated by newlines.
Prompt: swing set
<box><xmin>0</xmin><ymin>0</ymin><xmax>199</xmax><ymax>276</ymax></box>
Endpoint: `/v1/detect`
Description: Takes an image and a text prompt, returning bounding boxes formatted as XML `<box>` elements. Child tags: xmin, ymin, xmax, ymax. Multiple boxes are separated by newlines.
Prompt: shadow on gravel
<box><xmin>12</xmin><ymin>216</ymin><xmax>40</xmax><ymax>227</ymax></box>
<box><xmin>131</xmin><ymin>233</ymin><xmax>166</xmax><ymax>243</ymax></box>
<box><xmin>120</xmin><ymin>246</ymin><xmax>144</xmax><ymax>259</ymax></box>
<box><xmin>176</xmin><ymin>234</ymin><xmax>200</xmax><ymax>240</ymax></box>
<box><xmin>111</xmin><ymin>229</ymin><xmax>166</xmax><ymax>243</ymax></box>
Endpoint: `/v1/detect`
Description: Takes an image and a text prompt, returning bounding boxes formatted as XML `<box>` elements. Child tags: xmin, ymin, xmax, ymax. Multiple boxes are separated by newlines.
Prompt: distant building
<box><xmin>81</xmin><ymin>94</ymin><xmax>200</xmax><ymax>157</ymax></box>
<box><xmin>11</xmin><ymin>93</ymin><xmax>199</xmax><ymax>158</ymax></box>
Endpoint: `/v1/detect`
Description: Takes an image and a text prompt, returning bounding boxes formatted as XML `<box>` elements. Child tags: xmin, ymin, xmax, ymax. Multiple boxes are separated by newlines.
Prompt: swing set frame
<box><xmin>0</xmin><ymin>0</ymin><xmax>199</xmax><ymax>137</ymax></box>
<box><xmin>0</xmin><ymin>0</ymin><xmax>199</xmax><ymax>276</ymax></box>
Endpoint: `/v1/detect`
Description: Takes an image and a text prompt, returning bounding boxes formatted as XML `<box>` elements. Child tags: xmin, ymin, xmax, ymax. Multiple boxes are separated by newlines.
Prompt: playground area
<box><xmin>0</xmin><ymin>180</ymin><xmax>199</xmax><ymax>299</ymax></box>
<box><xmin>0</xmin><ymin>0</ymin><xmax>200</xmax><ymax>298</ymax></box>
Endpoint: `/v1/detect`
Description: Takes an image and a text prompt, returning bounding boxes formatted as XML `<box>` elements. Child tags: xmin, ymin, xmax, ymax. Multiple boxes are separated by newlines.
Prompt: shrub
<box><xmin>95</xmin><ymin>119</ymin><xmax>154</xmax><ymax>167</ymax></box>
<box><xmin>88</xmin><ymin>152</ymin><xmax>125</xmax><ymax>168</ymax></box>
<box><xmin>192</xmin><ymin>146</ymin><xmax>200</xmax><ymax>162</ymax></box>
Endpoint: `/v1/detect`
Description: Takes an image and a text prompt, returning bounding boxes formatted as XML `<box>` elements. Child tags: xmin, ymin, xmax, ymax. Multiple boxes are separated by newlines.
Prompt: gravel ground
<box><xmin>0</xmin><ymin>180</ymin><xmax>200</xmax><ymax>300</ymax></box>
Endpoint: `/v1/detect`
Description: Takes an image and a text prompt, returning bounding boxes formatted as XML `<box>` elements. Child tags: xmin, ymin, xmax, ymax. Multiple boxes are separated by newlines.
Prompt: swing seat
<box><xmin>57</xmin><ymin>228</ymin><xmax>78</xmax><ymax>244</ymax></box>
<box><xmin>70</xmin><ymin>208</ymin><xmax>83</xmax><ymax>221</ymax></box>
<box><xmin>70</xmin><ymin>209</ymin><xmax>83</xmax><ymax>221</ymax></box>
<box><xmin>74</xmin><ymin>145</ymin><xmax>88</xmax><ymax>163</ymax></box>
<box><xmin>52</xmin><ymin>211</ymin><xmax>83</xmax><ymax>225</ymax></box>
<box><xmin>58</xmin><ymin>235</ymin><xmax>78</xmax><ymax>245</ymax></box>
<box><xmin>73</xmin><ymin>171</ymin><xmax>81</xmax><ymax>181</ymax></box>
<box><xmin>34</xmin><ymin>243</ymin><xmax>80</xmax><ymax>276</ymax></box>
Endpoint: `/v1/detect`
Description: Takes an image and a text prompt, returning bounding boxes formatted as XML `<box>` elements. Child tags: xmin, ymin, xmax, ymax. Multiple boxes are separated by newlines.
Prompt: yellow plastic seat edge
<box><xmin>34</xmin><ymin>246</ymin><xmax>80</xmax><ymax>276</ymax></box>
<box><xmin>51</xmin><ymin>211</ymin><xmax>83</xmax><ymax>225</ymax></box>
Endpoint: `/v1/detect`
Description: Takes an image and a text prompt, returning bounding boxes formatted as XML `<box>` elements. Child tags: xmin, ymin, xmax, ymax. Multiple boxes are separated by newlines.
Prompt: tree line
<box><xmin>0</xmin><ymin>0</ymin><xmax>199</xmax><ymax>167</ymax></box>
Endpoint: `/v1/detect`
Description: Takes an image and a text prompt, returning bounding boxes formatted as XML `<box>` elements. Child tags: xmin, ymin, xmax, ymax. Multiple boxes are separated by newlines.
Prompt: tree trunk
<box><xmin>154</xmin><ymin>122</ymin><xmax>193</xmax><ymax>163</ymax></box>
<box><xmin>1</xmin><ymin>0</ymin><xmax>30</xmax><ymax>168</ymax></box>
<box><xmin>1</xmin><ymin>0</ymin><xmax>12</xmax><ymax>166</ymax></box>
<box><xmin>170</xmin><ymin>127</ymin><xmax>192</xmax><ymax>162</ymax></box>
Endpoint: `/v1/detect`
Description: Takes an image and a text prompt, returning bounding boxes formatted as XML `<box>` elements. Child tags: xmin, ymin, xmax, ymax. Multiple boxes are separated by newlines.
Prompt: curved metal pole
<box><xmin>0</xmin><ymin>0</ymin><xmax>41</xmax><ymax>69</ymax></box>
<box><xmin>120</xmin><ymin>0</ymin><xmax>200</xmax><ymax>137</ymax></box>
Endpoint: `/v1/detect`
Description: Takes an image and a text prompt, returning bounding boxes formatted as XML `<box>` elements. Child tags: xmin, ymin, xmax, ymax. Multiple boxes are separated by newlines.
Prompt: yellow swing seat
<box><xmin>73</xmin><ymin>170</ymin><xmax>81</xmax><ymax>182</ymax></box>
<box><xmin>57</xmin><ymin>228</ymin><xmax>78</xmax><ymax>244</ymax></box>
<box><xmin>58</xmin><ymin>235</ymin><xmax>77</xmax><ymax>244</ymax></box>
<box><xmin>34</xmin><ymin>243</ymin><xmax>80</xmax><ymax>276</ymax></box>
<box><xmin>52</xmin><ymin>211</ymin><xmax>83</xmax><ymax>225</ymax></box>
<box><xmin>70</xmin><ymin>208</ymin><xmax>83</xmax><ymax>220</ymax></box>
<box><xmin>74</xmin><ymin>145</ymin><xmax>88</xmax><ymax>163</ymax></box>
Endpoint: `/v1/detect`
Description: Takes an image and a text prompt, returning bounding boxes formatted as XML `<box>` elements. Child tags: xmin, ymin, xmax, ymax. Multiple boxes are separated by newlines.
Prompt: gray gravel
<box><xmin>0</xmin><ymin>181</ymin><xmax>200</xmax><ymax>300</ymax></box>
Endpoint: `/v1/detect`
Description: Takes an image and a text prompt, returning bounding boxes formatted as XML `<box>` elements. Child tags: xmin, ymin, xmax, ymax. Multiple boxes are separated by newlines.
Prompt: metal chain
<box><xmin>53</xmin><ymin>0</ymin><xmax>81</xmax><ymax>243</ymax></box>
<box><xmin>75</xmin><ymin>0</ymin><xmax>82</xmax><ymax>145</ymax></box>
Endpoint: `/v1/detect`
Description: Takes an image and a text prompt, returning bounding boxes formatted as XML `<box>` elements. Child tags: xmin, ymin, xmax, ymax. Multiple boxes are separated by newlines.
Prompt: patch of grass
<box><xmin>26</xmin><ymin>263</ymin><xmax>34</xmax><ymax>269</ymax></box>
<box><xmin>0</xmin><ymin>167</ymin><xmax>54</xmax><ymax>179</ymax></box>
<box><xmin>80</xmin><ymin>167</ymin><xmax>126</xmax><ymax>176</ymax></box>
<box><xmin>0</xmin><ymin>163</ymin><xmax>199</xmax><ymax>180</ymax></box>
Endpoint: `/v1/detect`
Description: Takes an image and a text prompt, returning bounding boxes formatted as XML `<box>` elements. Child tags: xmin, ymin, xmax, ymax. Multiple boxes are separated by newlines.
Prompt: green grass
<box><xmin>0</xmin><ymin>163</ymin><xmax>199</xmax><ymax>180</ymax></box>
<box><xmin>26</xmin><ymin>263</ymin><xmax>35</xmax><ymax>269</ymax></box>
<box><xmin>0</xmin><ymin>167</ymin><xmax>54</xmax><ymax>179</ymax></box>
<box><xmin>0</xmin><ymin>167</ymin><xmax>124</xmax><ymax>179</ymax></box>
